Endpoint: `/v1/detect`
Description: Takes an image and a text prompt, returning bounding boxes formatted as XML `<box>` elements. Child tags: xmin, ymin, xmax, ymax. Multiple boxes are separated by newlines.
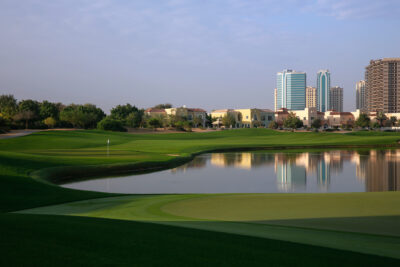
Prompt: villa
<box><xmin>211</xmin><ymin>108</ymin><xmax>275</xmax><ymax>128</ymax></box>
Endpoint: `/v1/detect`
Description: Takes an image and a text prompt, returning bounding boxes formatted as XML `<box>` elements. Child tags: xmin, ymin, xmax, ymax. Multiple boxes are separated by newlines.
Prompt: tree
<box><xmin>126</xmin><ymin>110</ymin><xmax>144</xmax><ymax>128</ymax></box>
<box><xmin>283</xmin><ymin>112</ymin><xmax>303</xmax><ymax>130</ymax></box>
<box><xmin>311</xmin><ymin>119</ymin><xmax>322</xmax><ymax>129</ymax></box>
<box><xmin>110</xmin><ymin>104</ymin><xmax>139</xmax><ymax>121</ymax></box>
<box><xmin>13</xmin><ymin>110</ymin><xmax>36</xmax><ymax>129</ymax></box>
<box><xmin>355</xmin><ymin>113</ymin><xmax>370</xmax><ymax>128</ymax></box>
<box><xmin>205</xmin><ymin>114</ymin><xmax>215</xmax><ymax>127</ymax></box>
<box><xmin>390</xmin><ymin>116</ymin><xmax>397</xmax><ymax>127</ymax></box>
<box><xmin>375</xmin><ymin>111</ymin><xmax>387</xmax><ymax>127</ymax></box>
<box><xmin>43</xmin><ymin>117</ymin><xmax>57</xmax><ymax>128</ymax></box>
<box><xmin>97</xmin><ymin>117</ymin><xmax>126</xmax><ymax>132</ymax></box>
<box><xmin>183</xmin><ymin>121</ymin><xmax>193</xmax><ymax>132</ymax></box>
<box><xmin>14</xmin><ymin>100</ymin><xmax>40</xmax><ymax>129</ymax></box>
<box><xmin>268</xmin><ymin>121</ymin><xmax>278</xmax><ymax>129</ymax></box>
<box><xmin>0</xmin><ymin>116</ymin><xmax>10</xmax><ymax>133</ymax></box>
<box><xmin>222</xmin><ymin>114</ymin><xmax>236</xmax><ymax>128</ymax></box>
<box><xmin>19</xmin><ymin>99</ymin><xmax>40</xmax><ymax>115</ymax></box>
<box><xmin>0</xmin><ymin>95</ymin><xmax>18</xmax><ymax>119</ymax></box>
<box><xmin>60</xmin><ymin>104</ymin><xmax>105</xmax><ymax>129</ymax></box>
<box><xmin>193</xmin><ymin>116</ymin><xmax>204</xmax><ymax>128</ymax></box>
<box><xmin>40</xmin><ymin>101</ymin><xmax>59</xmax><ymax>120</ymax></box>
<box><xmin>168</xmin><ymin>114</ymin><xmax>187</xmax><ymax>128</ymax></box>
<box><xmin>371</xmin><ymin>121</ymin><xmax>380</xmax><ymax>129</ymax></box>
<box><xmin>153</xmin><ymin>103</ymin><xmax>172</xmax><ymax>109</ymax></box>
<box><xmin>147</xmin><ymin>117</ymin><xmax>162</xmax><ymax>129</ymax></box>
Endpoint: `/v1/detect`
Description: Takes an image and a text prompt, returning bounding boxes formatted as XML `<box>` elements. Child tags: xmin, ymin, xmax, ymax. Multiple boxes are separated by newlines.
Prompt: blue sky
<box><xmin>1</xmin><ymin>0</ymin><xmax>399</xmax><ymax>112</ymax></box>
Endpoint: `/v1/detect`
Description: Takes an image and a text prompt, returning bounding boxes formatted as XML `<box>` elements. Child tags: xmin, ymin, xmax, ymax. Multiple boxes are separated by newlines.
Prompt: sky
<box><xmin>1</xmin><ymin>0</ymin><xmax>400</xmax><ymax>113</ymax></box>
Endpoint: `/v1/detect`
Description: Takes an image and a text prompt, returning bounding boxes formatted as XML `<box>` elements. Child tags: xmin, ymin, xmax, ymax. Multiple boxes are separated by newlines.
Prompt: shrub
<box><xmin>43</xmin><ymin>117</ymin><xmax>57</xmax><ymax>128</ymax></box>
<box><xmin>0</xmin><ymin>116</ymin><xmax>10</xmax><ymax>133</ymax></box>
<box><xmin>147</xmin><ymin>117</ymin><xmax>162</xmax><ymax>129</ymax></box>
<box><xmin>183</xmin><ymin>121</ymin><xmax>193</xmax><ymax>132</ymax></box>
<box><xmin>268</xmin><ymin>121</ymin><xmax>278</xmax><ymax>129</ymax></box>
<box><xmin>97</xmin><ymin>118</ymin><xmax>126</xmax><ymax>132</ymax></box>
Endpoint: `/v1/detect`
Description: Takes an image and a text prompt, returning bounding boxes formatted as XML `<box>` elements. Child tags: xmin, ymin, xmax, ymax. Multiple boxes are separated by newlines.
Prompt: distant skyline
<box><xmin>1</xmin><ymin>0</ymin><xmax>400</xmax><ymax>113</ymax></box>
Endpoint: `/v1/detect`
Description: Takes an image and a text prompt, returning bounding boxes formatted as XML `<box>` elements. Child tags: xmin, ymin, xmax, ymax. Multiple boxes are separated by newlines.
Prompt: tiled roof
<box><xmin>212</xmin><ymin>109</ymin><xmax>234</xmax><ymax>113</ymax></box>
<box><xmin>187</xmin><ymin>108</ymin><xmax>207</xmax><ymax>112</ymax></box>
<box><xmin>330</xmin><ymin>112</ymin><xmax>353</xmax><ymax>115</ymax></box>
<box><xmin>145</xmin><ymin>108</ymin><xmax>166</xmax><ymax>113</ymax></box>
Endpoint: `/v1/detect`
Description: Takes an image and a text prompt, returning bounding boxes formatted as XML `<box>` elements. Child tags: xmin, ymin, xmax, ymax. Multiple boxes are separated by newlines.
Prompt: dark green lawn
<box><xmin>1</xmin><ymin>213</ymin><xmax>398</xmax><ymax>267</ymax></box>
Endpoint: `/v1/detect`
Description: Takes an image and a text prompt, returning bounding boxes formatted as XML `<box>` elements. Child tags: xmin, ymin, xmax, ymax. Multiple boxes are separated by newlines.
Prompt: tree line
<box><xmin>0</xmin><ymin>95</ymin><xmax>211</xmax><ymax>133</ymax></box>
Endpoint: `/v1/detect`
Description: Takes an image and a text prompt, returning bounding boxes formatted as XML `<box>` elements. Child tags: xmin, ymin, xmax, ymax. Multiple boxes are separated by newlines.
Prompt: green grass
<box><xmin>2</xmin><ymin>129</ymin><xmax>400</xmax><ymax>265</ymax></box>
<box><xmin>3</xmin><ymin>213</ymin><xmax>398</xmax><ymax>267</ymax></box>
<box><xmin>20</xmin><ymin>192</ymin><xmax>400</xmax><ymax>259</ymax></box>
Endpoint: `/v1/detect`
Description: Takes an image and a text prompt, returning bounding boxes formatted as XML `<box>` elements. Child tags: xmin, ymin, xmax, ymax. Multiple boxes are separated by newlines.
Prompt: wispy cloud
<box><xmin>304</xmin><ymin>0</ymin><xmax>400</xmax><ymax>19</ymax></box>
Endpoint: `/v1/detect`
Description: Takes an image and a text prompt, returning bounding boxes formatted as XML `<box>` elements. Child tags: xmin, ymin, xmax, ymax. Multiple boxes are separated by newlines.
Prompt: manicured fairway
<box><xmin>2</xmin><ymin>129</ymin><xmax>400</xmax><ymax>265</ymax></box>
<box><xmin>4</xmin><ymin>213</ymin><xmax>399</xmax><ymax>267</ymax></box>
<box><xmin>20</xmin><ymin>192</ymin><xmax>400</xmax><ymax>259</ymax></box>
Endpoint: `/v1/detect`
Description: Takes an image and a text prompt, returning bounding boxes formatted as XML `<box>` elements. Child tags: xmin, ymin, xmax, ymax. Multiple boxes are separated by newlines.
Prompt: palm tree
<box><xmin>375</xmin><ymin>111</ymin><xmax>387</xmax><ymax>127</ymax></box>
<box><xmin>390</xmin><ymin>116</ymin><xmax>397</xmax><ymax>127</ymax></box>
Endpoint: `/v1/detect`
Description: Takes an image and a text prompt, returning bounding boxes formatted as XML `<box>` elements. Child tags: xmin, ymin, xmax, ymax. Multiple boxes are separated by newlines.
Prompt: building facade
<box><xmin>274</xmin><ymin>88</ymin><xmax>278</xmax><ymax>111</ymax></box>
<box><xmin>329</xmin><ymin>86</ymin><xmax>343</xmax><ymax>112</ymax></box>
<box><xmin>317</xmin><ymin>70</ymin><xmax>331</xmax><ymax>112</ymax></box>
<box><xmin>211</xmin><ymin>108</ymin><xmax>275</xmax><ymax>128</ymax></box>
<box><xmin>306</xmin><ymin>86</ymin><xmax>317</xmax><ymax>108</ymax></box>
<box><xmin>165</xmin><ymin>107</ymin><xmax>207</xmax><ymax>127</ymax></box>
<box><xmin>324</xmin><ymin>111</ymin><xmax>355</xmax><ymax>127</ymax></box>
<box><xmin>365</xmin><ymin>58</ymin><xmax>400</xmax><ymax>113</ymax></box>
<box><xmin>356</xmin><ymin>80</ymin><xmax>366</xmax><ymax>111</ymax></box>
<box><xmin>292</xmin><ymin>107</ymin><xmax>323</xmax><ymax>127</ymax></box>
<box><xmin>276</xmin><ymin>69</ymin><xmax>306</xmax><ymax>110</ymax></box>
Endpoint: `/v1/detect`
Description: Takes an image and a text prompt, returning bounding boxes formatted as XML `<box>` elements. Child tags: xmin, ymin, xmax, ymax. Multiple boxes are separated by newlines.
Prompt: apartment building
<box><xmin>365</xmin><ymin>58</ymin><xmax>400</xmax><ymax>113</ymax></box>
<box><xmin>306</xmin><ymin>86</ymin><xmax>317</xmax><ymax>108</ymax></box>
<box><xmin>329</xmin><ymin>86</ymin><xmax>343</xmax><ymax>112</ymax></box>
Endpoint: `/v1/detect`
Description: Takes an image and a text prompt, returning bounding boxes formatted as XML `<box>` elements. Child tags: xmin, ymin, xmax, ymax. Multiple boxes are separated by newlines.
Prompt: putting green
<box><xmin>20</xmin><ymin>192</ymin><xmax>400</xmax><ymax>259</ymax></box>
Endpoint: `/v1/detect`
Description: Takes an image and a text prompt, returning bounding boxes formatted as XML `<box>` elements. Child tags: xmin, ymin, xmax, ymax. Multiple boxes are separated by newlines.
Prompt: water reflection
<box><xmin>173</xmin><ymin>150</ymin><xmax>400</xmax><ymax>192</ymax></box>
<box><xmin>63</xmin><ymin>149</ymin><xmax>400</xmax><ymax>194</ymax></box>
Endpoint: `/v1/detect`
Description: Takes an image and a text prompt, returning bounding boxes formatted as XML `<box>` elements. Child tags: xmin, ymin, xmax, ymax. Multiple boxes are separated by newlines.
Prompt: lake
<box><xmin>62</xmin><ymin>149</ymin><xmax>400</xmax><ymax>194</ymax></box>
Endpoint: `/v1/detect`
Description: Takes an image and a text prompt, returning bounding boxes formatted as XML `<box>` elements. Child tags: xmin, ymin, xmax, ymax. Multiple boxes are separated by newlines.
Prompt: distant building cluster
<box><xmin>145</xmin><ymin>58</ymin><xmax>400</xmax><ymax>130</ymax></box>
<box><xmin>274</xmin><ymin>69</ymin><xmax>343</xmax><ymax>112</ymax></box>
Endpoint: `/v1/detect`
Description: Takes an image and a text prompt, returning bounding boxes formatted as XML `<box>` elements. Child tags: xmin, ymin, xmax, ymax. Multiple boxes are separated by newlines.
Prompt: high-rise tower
<box><xmin>317</xmin><ymin>70</ymin><xmax>331</xmax><ymax>112</ymax></box>
<box><xmin>329</xmin><ymin>86</ymin><xmax>343</xmax><ymax>112</ymax></box>
<box><xmin>365</xmin><ymin>58</ymin><xmax>400</xmax><ymax>113</ymax></box>
<box><xmin>356</xmin><ymin>80</ymin><xmax>365</xmax><ymax>111</ymax></box>
<box><xmin>276</xmin><ymin>69</ymin><xmax>306</xmax><ymax>110</ymax></box>
<box><xmin>306</xmin><ymin>86</ymin><xmax>317</xmax><ymax>108</ymax></box>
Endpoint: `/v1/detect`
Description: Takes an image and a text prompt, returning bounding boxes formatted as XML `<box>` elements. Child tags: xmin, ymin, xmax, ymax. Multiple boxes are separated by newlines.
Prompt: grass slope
<box><xmin>3</xmin><ymin>213</ymin><xmax>398</xmax><ymax>267</ymax></box>
<box><xmin>20</xmin><ymin>192</ymin><xmax>400</xmax><ymax>259</ymax></box>
<box><xmin>1</xmin><ymin>129</ymin><xmax>400</xmax><ymax>265</ymax></box>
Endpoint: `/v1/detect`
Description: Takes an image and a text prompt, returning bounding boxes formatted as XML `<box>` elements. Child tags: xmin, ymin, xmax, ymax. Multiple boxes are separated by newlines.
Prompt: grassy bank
<box><xmin>1</xmin><ymin>129</ymin><xmax>400</xmax><ymax>265</ymax></box>
<box><xmin>20</xmin><ymin>192</ymin><xmax>400</xmax><ymax>259</ymax></box>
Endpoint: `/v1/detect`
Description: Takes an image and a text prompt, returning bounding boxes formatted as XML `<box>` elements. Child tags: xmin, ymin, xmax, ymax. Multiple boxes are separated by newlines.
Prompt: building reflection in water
<box><xmin>360</xmin><ymin>150</ymin><xmax>400</xmax><ymax>191</ymax></box>
<box><xmin>172</xmin><ymin>150</ymin><xmax>400</xmax><ymax>192</ymax></box>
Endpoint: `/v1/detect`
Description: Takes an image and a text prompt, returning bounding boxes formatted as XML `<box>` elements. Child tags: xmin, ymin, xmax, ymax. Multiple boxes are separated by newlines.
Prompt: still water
<box><xmin>63</xmin><ymin>150</ymin><xmax>400</xmax><ymax>194</ymax></box>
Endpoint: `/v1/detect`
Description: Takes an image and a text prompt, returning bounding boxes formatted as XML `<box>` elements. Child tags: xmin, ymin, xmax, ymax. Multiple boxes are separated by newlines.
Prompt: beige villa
<box><xmin>211</xmin><ymin>108</ymin><xmax>274</xmax><ymax>128</ymax></box>
<box><xmin>165</xmin><ymin>107</ymin><xmax>207</xmax><ymax>127</ymax></box>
